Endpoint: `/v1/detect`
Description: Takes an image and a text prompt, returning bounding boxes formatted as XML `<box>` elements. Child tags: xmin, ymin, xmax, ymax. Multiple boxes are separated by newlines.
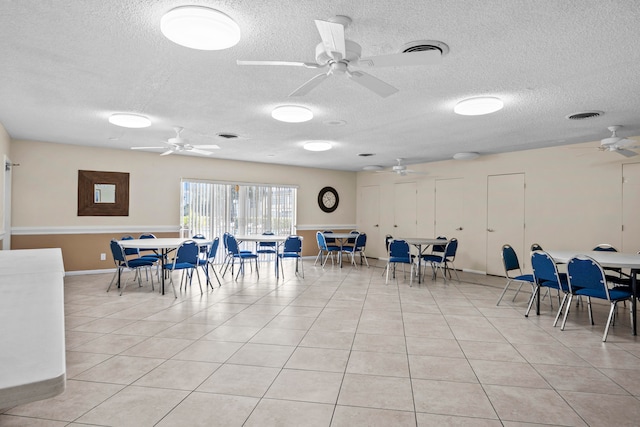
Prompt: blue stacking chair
<box><xmin>256</xmin><ymin>231</ymin><xmax>277</xmax><ymax>261</ymax></box>
<box><xmin>422</xmin><ymin>238</ymin><xmax>459</xmax><ymax>283</ymax></box>
<box><xmin>496</xmin><ymin>244</ymin><xmax>535</xmax><ymax>306</ymax></box>
<box><xmin>226</xmin><ymin>234</ymin><xmax>259</xmax><ymax>280</ymax></box>
<box><xmin>196</xmin><ymin>236</ymin><xmax>222</xmax><ymax>288</ymax></box>
<box><xmin>526</xmin><ymin>250</ymin><xmax>570</xmax><ymax>323</ymax></box>
<box><xmin>107</xmin><ymin>240</ymin><xmax>155</xmax><ymax>296</ymax></box>
<box><xmin>278</xmin><ymin>235</ymin><xmax>304</xmax><ymax>278</ymax></box>
<box><xmin>386</xmin><ymin>239</ymin><xmax>415</xmax><ymax>286</ymax></box>
<box><xmin>564</xmin><ymin>255</ymin><xmax>633</xmax><ymax>341</ymax></box>
<box><xmin>163</xmin><ymin>240</ymin><xmax>201</xmax><ymax>296</ymax></box>
<box><xmin>341</xmin><ymin>233</ymin><xmax>369</xmax><ymax>268</ymax></box>
<box><xmin>314</xmin><ymin>231</ymin><xmax>340</xmax><ymax>267</ymax></box>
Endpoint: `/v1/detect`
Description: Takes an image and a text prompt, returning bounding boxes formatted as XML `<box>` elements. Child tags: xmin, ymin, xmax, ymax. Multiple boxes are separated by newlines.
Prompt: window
<box><xmin>181</xmin><ymin>180</ymin><xmax>297</xmax><ymax>238</ymax></box>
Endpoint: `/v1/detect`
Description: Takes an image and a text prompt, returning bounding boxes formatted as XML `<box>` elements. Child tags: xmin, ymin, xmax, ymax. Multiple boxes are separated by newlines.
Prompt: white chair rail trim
<box><xmin>11</xmin><ymin>225</ymin><xmax>181</xmax><ymax>235</ymax></box>
<box><xmin>296</xmin><ymin>224</ymin><xmax>358</xmax><ymax>231</ymax></box>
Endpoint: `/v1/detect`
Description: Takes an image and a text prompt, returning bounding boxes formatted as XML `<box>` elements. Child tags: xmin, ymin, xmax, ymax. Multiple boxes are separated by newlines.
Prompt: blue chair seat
<box><xmin>514</xmin><ymin>273</ymin><xmax>534</xmax><ymax>282</ymax></box>
<box><xmin>575</xmin><ymin>287</ymin><xmax>631</xmax><ymax>301</ymax></box>
<box><xmin>124</xmin><ymin>258</ymin><xmax>155</xmax><ymax>268</ymax></box>
<box><xmin>164</xmin><ymin>261</ymin><xmax>196</xmax><ymax>270</ymax></box>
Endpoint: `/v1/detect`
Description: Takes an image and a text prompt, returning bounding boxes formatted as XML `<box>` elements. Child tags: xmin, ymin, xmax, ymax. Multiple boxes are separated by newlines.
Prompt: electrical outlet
<box><xmin>100</xmin><ymin>253</ymin><xmax>106</xmax><ymax>261</ymax></box>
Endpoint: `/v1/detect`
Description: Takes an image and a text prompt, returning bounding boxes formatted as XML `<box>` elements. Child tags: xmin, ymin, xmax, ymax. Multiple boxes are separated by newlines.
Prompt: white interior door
<box><xmin>486</xmin><ymin>173</ymin><xmax>525</xmax><ymax>275</ymax></box>
<box><xmin>622</xmin><ymin>163</ymin><xmax>640</xmax><ymax>253</ymax></box>
<box><xmin>3</xmin><ymin>156</ymin><xmax>11</xmax><ymax>250</ymax></box>
<box><xmin>394</xmin><ymin>182</ymin><xmax>417</xmax><ymax>238</ymax></box>
<box><xmin>359</xmin><ymin>185</ymin><xmax>381</xmax><ymax>258</ymax></box>
<box><xmin>434</xmin><ymin>178</ymin><xmax>465</xmax><ymax>237</ymax></box>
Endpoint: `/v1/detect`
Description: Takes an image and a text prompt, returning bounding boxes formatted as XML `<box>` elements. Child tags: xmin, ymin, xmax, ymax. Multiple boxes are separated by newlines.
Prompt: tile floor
<box><xmin>2</xmin><ymin>260</ymin><xmax>640</xmax><ymax>426</ymax></box>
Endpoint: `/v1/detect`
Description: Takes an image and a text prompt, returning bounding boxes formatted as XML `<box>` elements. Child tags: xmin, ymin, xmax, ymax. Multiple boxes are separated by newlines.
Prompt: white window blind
<box><xmin>181</xmin><ymin>180</ymin><xmax>297</xmax><ymax>239</ymax></box>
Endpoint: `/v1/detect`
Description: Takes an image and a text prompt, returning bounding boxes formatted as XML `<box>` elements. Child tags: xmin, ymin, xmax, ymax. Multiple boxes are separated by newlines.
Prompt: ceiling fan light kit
<box><xmin>108</xmin><ymin>113</ymin><xmax>151</xmax><ymax>128</ymax></box>
<box><xmin>271</xmin><ymin>105</ymin><xmax>313</xmax><ymax>123</ymax></box>
<box><xmin>303</xmin><ymin>141</ymin><xmax>332</xmax><ymax>151</ymax></box>
<box><xmin>161</xmin><ymin>6</ymin><xmax>241</xmax><ymax>50</ymax></box>
<box><xmin>454</xmin><ymin>97</ymin><xmax>504</xmax><ymax>116</ymax></box>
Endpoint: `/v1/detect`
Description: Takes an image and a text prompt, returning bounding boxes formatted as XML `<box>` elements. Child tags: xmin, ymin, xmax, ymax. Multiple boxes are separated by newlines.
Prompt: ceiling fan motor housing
<box><xmin>315</xmin><ymin>40</ymin><xmax>362</xmax><ymax>64</ymax></box>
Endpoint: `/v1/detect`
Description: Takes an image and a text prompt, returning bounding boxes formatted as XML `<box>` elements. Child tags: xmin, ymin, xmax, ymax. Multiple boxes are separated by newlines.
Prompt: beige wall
<box><xmin>10</xmin><ymin>139</ymin><xmax>357</xmax><ymax>270</ymax></box>
<box><xmin>357</xmin><ymin>137</ymin><xmax>640</xmax><ymax>274</ymax></box>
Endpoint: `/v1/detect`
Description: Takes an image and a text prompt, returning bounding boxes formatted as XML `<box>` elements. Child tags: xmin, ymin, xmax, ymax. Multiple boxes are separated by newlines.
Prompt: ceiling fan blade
<box><xmin>193</xmin><ymin>144</ymin><xmax>220</xmax><ymax>150</ymax></box>
<box><xmin>356</xmin><ymin>49</ymin><xmax>442</xmax><ymax>67</ymax></box>
<box><xmin>188</xmin><ymin>148</ymin><xmax>215</xmax><ymax>156</ymax></box>
<box><xmin>236</xmin><ymin>60</ymin><xmax>321</xmax><ymax>69</ymax></box>
<box><xmin>160</xmin><ymin>149</ymin><xmax>174</xmax><ymax>156</ymax></box>
<box><xmin>314</xmin><ymin>19</ymin><xmax>346</xmax><ymax>59</ymax></box>
<box><xmin>347</xmin><ymin>70</ymin><xmax>398</xmax><ymax>97</ymax></box>
<box><xmin>131</xmin><ymin>146</ymin><xmax>167</xmax><ymax>150</ymax></box>
<box><xmin>289</xmin><ymin>72</ymin><xmax>329</xmax><ymax>96</ymax></box>
<box><xmin>615</xmin><ymin>149</ymin><xmax>638</xmax><ymax>158</ymax></box>
<box><xmin>616</xmin><ymin>138</ymin><xmax>637</xmax><ymax>148</ymax></box>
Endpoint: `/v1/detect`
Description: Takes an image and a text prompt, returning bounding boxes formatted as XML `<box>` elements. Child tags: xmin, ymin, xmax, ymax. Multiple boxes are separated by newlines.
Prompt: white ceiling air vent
<box><xmin>565</xmin><ymin>110</ymin><xmax>604</xmax><ymax>120</ymax></box>
<box><xmin>400</xmin><ymin>40</ymin><xmax>449</xmax><ymax>56</ymax></box>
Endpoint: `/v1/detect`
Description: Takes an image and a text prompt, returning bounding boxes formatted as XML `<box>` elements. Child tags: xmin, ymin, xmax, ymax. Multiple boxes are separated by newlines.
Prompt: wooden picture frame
<box><xmin>77</xmin><ymin>170</ymin><xmax>129</xmax><ymax>216</ymax></box>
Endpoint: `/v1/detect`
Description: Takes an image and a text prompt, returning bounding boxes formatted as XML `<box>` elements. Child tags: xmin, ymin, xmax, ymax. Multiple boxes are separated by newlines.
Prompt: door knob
<box><xmin>374</xmin><ymin>224</ymin><xmax>379</xmax><ymax>227</ymax></box>
<box><xmin>456</xmin><ymin>227</ymin><xmax>463</xmax><ymax>231</ymax></box>
<box><xmin>487</xmin><ymin>228</ymin><xmax>495</xmax><ymax>232</ymax></box>
<box><xmin>394</xmin><ymin>225</ymin><xmax>398</xmax><ymax>228</ymax></box>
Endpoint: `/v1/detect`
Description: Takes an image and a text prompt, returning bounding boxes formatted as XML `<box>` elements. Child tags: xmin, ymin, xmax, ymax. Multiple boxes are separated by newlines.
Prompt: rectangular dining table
<box><xmin>398</xmin><ymin>237</ymin><xmax>450</xmax><ymax>284</ymax></box>
<box><xmin>323</xmin><ymin>232</ymin><xmax>357</xmax><ymax>267</ymax></box>
<box><xmin>119</xmin><ymin>237</ymin><xmax>211</xmax><ymax>295</ymax></box>
<box><xmin>546</xmin><ymin>250</ymin><xmax>640</xmax><ymax>335</ymax></box>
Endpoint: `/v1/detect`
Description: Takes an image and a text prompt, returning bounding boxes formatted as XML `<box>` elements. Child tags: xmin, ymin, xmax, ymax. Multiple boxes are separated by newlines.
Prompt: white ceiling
<box><xmin>1</xmin><ymin>1</ymin><xmax>640</xmax><ymax>171</ymax></box>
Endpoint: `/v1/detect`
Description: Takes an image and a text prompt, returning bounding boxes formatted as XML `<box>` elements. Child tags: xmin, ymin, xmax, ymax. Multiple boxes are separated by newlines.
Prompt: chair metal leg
<box><xmin>560</xmin><ymin>294</ymin><xmax>573</xmax><ymax>330</ymax></box>
<box><xmin>553</xmin><ymin>293</ymin><xmax>569</xmax><ymax>327</ymax></box>
<box><xmin>525</xmin><ymin>285</ymin><xmax>539</xmax><ymax>317</ymax></box>
<box><xmin>587</xmin><ymin>296</ymin><xmax>594</xmax><ymax>325</ymax></box>
<box><xmin>603</xmin><ymin>302</ymin><xmax>617</xmax><ymax>342</ymax></box>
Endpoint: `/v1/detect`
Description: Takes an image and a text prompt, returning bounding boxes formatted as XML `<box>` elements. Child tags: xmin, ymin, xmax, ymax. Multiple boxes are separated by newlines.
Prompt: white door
<box><xmin>622</xmin><ymin>163</ymin><xmax>640</xmax><ymax>253</ymax></box>
<box><xmin>359</xmin><ymin>185</ymin><xmax>381</xmax><ymax>258</ymax></box>
<box><xmin>3</xmin><ymin>156</ymin><xmax>11</xmax><ymax>250</ymax></box>
<box><xmin>434</xmin><ymin>178</ymin><xmax>466</xmax><ymax>266</ymax></box>
<box><xmin>486</xmin><ymin>173</ymin><xmax>525</xmax><ymax>275</ymax></box>
<box><xmin>394</xmin><ymin>182</ymin><xmax>417</xmax><ymax>239</ymax></box>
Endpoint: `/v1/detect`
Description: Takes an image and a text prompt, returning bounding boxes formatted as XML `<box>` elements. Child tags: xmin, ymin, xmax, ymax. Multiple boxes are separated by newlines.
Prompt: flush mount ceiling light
<box><xmin>454</xmin><ymin>97</ymin><xmax>504</xmax><ymax>116</ymax></box>
<box><xmin>362</xmin><ymin>165</ymin><xmax>384</xmax><ymax>171</ymax></box>
<box><xmin>271</xmin><ymin>105</ymin><xmax>313</xmax><ymax>123</ymax></box>
<box><xmin>303</xmin><ymin>141</ymin><xmax>332</xmax><ymax>151</ymax></box>
<box><xmin>108</xmin><ymin>113</ymin><xmax>151</xmax><ymax>128</ymax></box>
<box><xmin>160</xmin><ymin>6</ymin><xmax>241</xmax><ymax>50</ymax></box>
<box><xmin>453</xmin><ymin>152</ymin><xmax>480</xmax><ymax>160</ymax></box>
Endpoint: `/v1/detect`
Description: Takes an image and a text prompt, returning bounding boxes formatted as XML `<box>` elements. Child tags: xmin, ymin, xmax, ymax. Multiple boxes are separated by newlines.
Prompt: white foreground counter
<box><xmin>0</xmin><ymin>248</ymin><xmax>66</xmax><ymax>409</ymax></box>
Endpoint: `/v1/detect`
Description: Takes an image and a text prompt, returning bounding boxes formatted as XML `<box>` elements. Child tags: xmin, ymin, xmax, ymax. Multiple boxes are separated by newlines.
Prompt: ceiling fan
<box><xmin>237</xmin><ymin>15</ymin><xmax>444</xmax><ymax>97</ymax></box>
<box><xmin>376</xmin><ymin>158</ymin><xmax>426</xmax><ymax>176</ymax></box>
<box><xmin>131</xmin><ymin>127</ymin><xmax>220</xmax><ymax>156</ymax></box>
<box><xmin>599</xmin><ymin>125</ymin><xmax>638</xmax><ymax>157</ymax></box>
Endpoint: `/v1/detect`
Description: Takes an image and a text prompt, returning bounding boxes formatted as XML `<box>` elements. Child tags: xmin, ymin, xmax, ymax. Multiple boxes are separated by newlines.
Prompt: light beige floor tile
<box><xmin>299</xmin><ymin>330</ymin><xmax>355</xmax><ymax>350</ymax></box>
<box><xmin>285</xmin><ymin>347</ymin><xmax>350</xmax><ymax>372</ymax></box>
<box><xmin>409</xmin><ymin>355</ymin><xmax>477</xmax><ymax>383</ymax></box>
<box><xmin>483</xmin><ymin>384</ymin><xmax>586</xmax><ymax>425</ymax></box>
<box><xmin>0</xmin><ymin>415</ymin><xmax>68</xmax><ymax>426</ymax></box>
<box><xmin>347</xmin><ymin>350</ymin><xmax>409</xmax><ymax>377</ymax></box>
<box><xmin>338</xmin><ymin>374</ymin><xmax>414</xmax><ymax>411</ymax></box>
<box><xmin>278</xmin><ymin>305</ymin><xmax>323</xmax><ymax>317</ymax></box>
<box><xmin>535</xmin><ymin>364</ymin><xmax>630</xmax><ymax>394</ymax></box>
<box><xmin>65</xmin><ymin>351</ymin><xmax>112</xmax><ymax>378</ymax></box>
<box><xmin>120</xmin><ymin>336</ymin><xmax>194</xmax><ymax>359</ymax></box>
<box><xmin>64</xmin><ymin>330</ymin><xmax>104</xmax><ymax>350</ymax></box>
<box><xmin>405</xmin><ymin>337</ymin><xmax>465</xmax><ymax>358</ymax></box>
<box><xmin>134</xmin><ymin>359</ymin><xmax>220</xmax><ymax>390</ymax></box>
<box><xmin>76</xmin><ymin>385</ymin><xmax>189</xmax><ymax>426</ymax></box>
<box><xmin>244</xmin><ymin>398</ymin><xmax>334</xmax><ymax>427</ymax></box>
<box><xmin>560</xmin><ymin>390</ymin><xmax>640</xmax><ymax>427</ymax></box>
<box><xmin>111</xmin><ymin>319</ymin><xmax>174</xmax><ymax>336</ymax></box>
<box><xmin>513</xmin><ymin>343</ymin><xmax>590</xmax><ymax>366</ymax></box>
<box><xmin>469</xmin><ymin>359</ymin><xmax>550</xmax><ymax>388</ymax></box>
<box><xmin>197</xmin><ymin>363</ymin><xmax>280</xmax><ymax>397</ymax></box>
<box><xmin>412</xmin><ymin>379</ymin><xmax>497</xmax><ymax>419</ymax></box>
<box><xmin>5</xmin><ymin>379</ymin><xmax>124</xmax><ymax>421</ymax></box>
<box><xmin>458</xmin><ymin>340</ymin><xmax>526</xmax><ymax>362</ymax></box>
<box><xmin>71</xmin><ymin>317</ymin><xmax>136</xmax><ymax>334</ymax></box>
<box><xmin>265</xmin><ymin>369</ymin><xmax>343</xmax><ymax>403</ymax></box>
<box><xmin>600</xmin><ymin>367</ymin><xmax>640</xmax><ymax>395</ymax></box>
<box><xmin>153</xmin><ymin>321</ymin><xmax>217</xmax><ymax>339</ymax></box>
<box><xmin>227</xmin><ymin>343</ymin><xmax>296</xmax><ymax>368</ymax></box>
<box><xmin>571</xmin><ymin>346</ymin><xmax>640</xmax><ymax>369</ymax></box>
<box><xmin>156</xmin><ymin>391</ymin><xmax>258</xmax><ymax>427</ymax></box>
<box><xmin>172</xmin><ymin>340</ymin><xmax>243</xmax><ymax>363</ymax></box>
<box><xmin>70</xmin><ymin>333</ymin><xmax>147</xmax><ymax>355</ymax></box>
<box><xmin>74</xmin><ymin>355</ymin><xmax>164</xmax><ymax>384</ymax></box>
<box><xmin>352</xmin><ymin>333</ymin><xmax>407</xmax><ymax>353</ymax></box>
<box><xmin>416</xmin><ymin>413</ymin><xmax>502</xmax><ymax>426</ymax></box>
<box><xmin>332</xmin><ymin>406</ymin><xmax>416</xmax><ymax>427</ymax></box>
<box><xmin>249</xmin><ymin>327</ymin><xmax>307</xmax><ymax>346</ymax></box>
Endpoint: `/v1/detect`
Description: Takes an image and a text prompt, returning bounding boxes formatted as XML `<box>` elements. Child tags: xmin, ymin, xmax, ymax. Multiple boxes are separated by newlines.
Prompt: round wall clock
<box><xmin>318</xmin><ymin>186</ymin><xmax>339</xmax><ymax>213</ymax></box>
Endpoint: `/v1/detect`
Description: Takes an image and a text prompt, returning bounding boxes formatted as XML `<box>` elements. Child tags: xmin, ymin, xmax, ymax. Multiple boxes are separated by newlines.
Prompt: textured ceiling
<box><xmin>1</xmin><ymin>1</ymin><xmax>640</xmax><ymax>171</ymax></box>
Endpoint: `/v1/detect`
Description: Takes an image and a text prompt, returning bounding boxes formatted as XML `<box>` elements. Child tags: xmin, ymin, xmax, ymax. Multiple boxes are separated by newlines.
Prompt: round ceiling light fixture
<box><xmin>271</xmin><ymin>105</ymin><xmax>313</xmax><ymax>123</ymax></box>
<box><xmin>108</xmin><ymin>113</ymin><xmax>151</xmax><ymax>128</ymax></box>
<box><xmin>303</xmin><ymin>141</ymin><xmax>332</xmax><ymax>151</ymax></box>
<box><xmin>160</xmin><ymin>6</ymin><xmax>241</xmax><ymax>50</ymax></box>
<box><xmin>453</xmin><ymin>152</ymin><xmax>480</xmax><ymax>160</ymax></box>
<box><xmin>362</xmin><ymin>165</ymin><xmax>384</xmax><ymax>171</ymax></box>
<box><xmin>454</xmin><ymin>96</ymin><xmax>504</xmax><ymax>116</ymax></box>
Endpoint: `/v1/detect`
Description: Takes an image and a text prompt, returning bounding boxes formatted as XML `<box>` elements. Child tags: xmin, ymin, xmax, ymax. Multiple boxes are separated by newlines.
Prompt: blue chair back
<box><xmin>110</xmin><ymin>240</ymin><xmax>126</xmax><ymax>263</ymax></box>
<box><xmin>567</xmin><ymin>256</ymin><xmax>608</xmax><ymax>295</ymax></box>
<box><xmin>593</xmin><ymin>244</ymin><xmax>617</xmax><ymax>252</ymax></box>
<box><xmin>316</xmin><ymin>231</ymin><xmax>328</xmax><ymax>251</ymax></box>
<box><xmin>389</xmin><ymin>240</ymin><xmax>411</xmax><ymax>262</ymax></box>
<box><xmin>531</xmin><ymin>251</ymin><xmax>560</xmax><ymax>284</ymax></box>
<box><xmin>207</xmin><ymin>237</ymin><xmax>220</xmax><ymax>260</ymax></box>
<box><xmin>355</xmin><ymin>233</ymin><xmax>367</xmax><ymax>250</ymax></box>
<box><xmin>324</xmin><ymin>230</ymin><xmax>336</xmax><ymax>244</ymax></box>
<box><xmin>121</xmin><ymin>235</ymin><xmax>139</xmax><ymax>256</ymax></box>
<box><xmin>259</xmin><ymin>231</ymin><xmax>276</xmax><ymax>248</ymax></box>
<box><xmin>444</xmin><ymin>238</ymin><xmax>458</xmax><ymax>258</ymax></box>
<box><xmin>226</xmin><ymin>235</ymin><xmax>241</xmax><ymax>255</ymax></box>
<box><xmin>432</xmin><ymin>236</ymin><xmax>447</xmax><ymax>253</ymax></box>
<box><xmin>176</xmin><ymin>240</ymin><xmax>199</xmax><ymax>264</ymax></box>
<box><xmin>283</xmin><ymin>236</ymin><xmax>302</xmax><ymax>253</ymax></box>
<box><xmin>502</xmin><ymin>244</ymin><xmax>520</xmax><ymax>272</ymax></box>
<box><xmin>347</xmin><ymin>230</ymin><xmax>358</xmax><ymax>244</ymax></box>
